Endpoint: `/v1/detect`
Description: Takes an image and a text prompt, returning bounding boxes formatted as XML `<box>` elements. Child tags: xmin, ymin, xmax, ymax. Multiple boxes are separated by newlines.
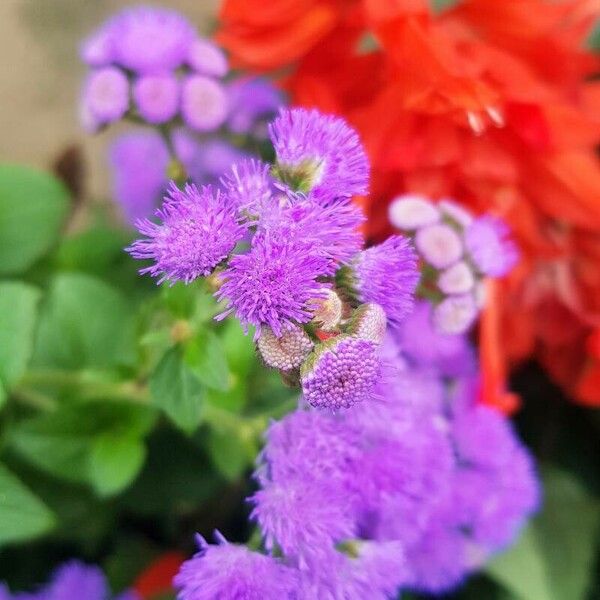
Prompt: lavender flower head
<box><xmin>181</xmin><ymin>75</ymin><xmax>229</xmax><ymax>132</ymax></box>
<box><xmin>270</xmin><ymin>108</ymin><xmax>369</xmax><ymax>201</ymax></box>
<box><xmin>349</xmin><ymin>235</ymin><xmax>420</xmax><ymax>326</ymax></box>
<box><xmin>104</xmin><ymin>6</ymin><xmax>196</xmax><ymax>73</ymax></box>
<box><xmin>227</xmin><ymin>78</ymin><xmax>283</xmax><ymax>136</ymax></box>
<box><xmin>0</xmin><ymin>561</ymin><xmax>138</xmax><ymax>600</ymax></box>
<box><xmin>110</xmin><ymin>130</ymin><xmax>169</xmax><ymax>224</ymax></box>
<box><xmin>133</xmin><ymin>74</ymin><xmax>179</xmax><ymax>124</ymax></box>
<box><xmin>80</xmin><ymin>67</ymin><xmax>129</xmax><ymax>132</ymax></box>
<box><xmin>174</xmin><ymin>534</ymin><xmax>297</xmax><ymax>600</ymax></box>
<box><xmin>215</xmin><ymin>234</ymin><xmax>329</xmax><ymax>338</ymax></box>
<box><xmin>127</xmin><ymin>183</ymin><xmax>245</xmax><ymax>285</ymax></box>
<box><xmin>220</xmin><ymin>159</ymin><xmax>274</xmax><ymax>216</ymax></box>
<box><xmin>300</xmin><ymin>336</ymin><xmax>381</xmax><ymax>410</ymax></box>
<box><xmin>465</xmin><ymin>216</ymin><xmax>519</xmax><ymax>277</ymax></box>
<box><xmin>187</xmin><ymin>38</ymin><xmax>228</xmax><ymax>77</ymax></box>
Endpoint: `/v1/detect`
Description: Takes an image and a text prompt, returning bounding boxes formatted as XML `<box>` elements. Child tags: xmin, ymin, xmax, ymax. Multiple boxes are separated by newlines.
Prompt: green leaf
<box><xmin>0</xmin><ymin>462</ymin><xmax>55</xmax><ymax>545</ymax></box>
<box><xmin>205</xmin><ymin>428</ymin><xmax>253</xmax><ymax>481</ymax></box>
<box><xmin>0</xmin><ymin>281</ymin><xmax>40</xmax><ymax>391</ymax></box>
<box><xmin>0</xmin><ymin>164</ymin><xmax>70</xmax><ymax>275</ymax></box>
<box><xmin>89</xmin><ymin>433</ymin><xmax>146</xmax><ymax>497</ymax></box>
<box><xmin>431</xmin><ymin>0</ymin><xmax>460</xmax><ymax>12</ymax></box>
<box><xmin>9</xmin><ymin>401</ymin><xmax>156</xmax><ymax>486</ymax></box>
<box><xmin>32</xmin><ymin>273</ymin><xmax>135</xmax><ymax>369</ymax></box>
<box><xmin>184</xmin><ymin>331</ymin><xmax>230</xmax><ymax>391</ymax></box>
<box><xmin>487</xmin><ymin>468</ymin><xmax>600</xmax><ymax>600</ymax></box>
<box><xmin>149</xmin><ymin>348</ymin><xmax>205</xmax><ymax>433</ymax></box>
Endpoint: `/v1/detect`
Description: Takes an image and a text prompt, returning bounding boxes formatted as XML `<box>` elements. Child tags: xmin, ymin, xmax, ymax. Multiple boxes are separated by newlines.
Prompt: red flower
<box><xmin>218</xmin><ymin>0</ymin><xmax>600</xmax><ymax>408</ymax></box>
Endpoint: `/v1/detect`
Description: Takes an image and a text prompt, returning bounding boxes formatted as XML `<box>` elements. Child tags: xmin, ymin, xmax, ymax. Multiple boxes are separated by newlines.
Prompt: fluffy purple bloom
<box><xmin>220</xmin><ymin>159</ymin><xmax>274</xmax><ymax>216</ymax></box>
<box><xmin>352</xmin><ymin>235</ymin><xmax>419</xmax><ymax>326</ymax></box>
<box><xmin>128</xmin><ymin>183</ymin><xmax>245</xmax><ymax>284</ymax></box>
<box><xmin>80</xmin><ymin>67</ymin><xmax>129</xmax><ymax>131</ymax></box>
<box><xmin>181</xmin><ymin>76</ymin><xmax>229</xmax><ymax>132</ymax></box>
<box><xmin>438</xmin><ymin>261</ymin><xmax>475</xmax><ymax>294</ymax></box>
<box><xmin>227</xmin><ymin>78</ymin><xmax>283</xmax><ymax>136</ymax></box>
<box><xmin>300</xmin><ymin>336</ymin><xmax>381</xmax><ymax>410</ymax></box>
<box><xmin>394</xmin><ymin>301</ymin><xmax>476</xmax><ymax>377</ymax></box>
<box><xmin>109</xmin><ymin>7</ymin><xmax>196</xmax><ymax>73</ymax></box>
<box><xmin>174</xmin><ymin>534</ymin><xmax>297</xmax><ymax>600</ymax></box>
<box><xmin>269</xmin><ymin>108</ymin><xmax>369</xmax><ymax>201</ymax></box>
<box><xmin>215</xmin><ymin>234</ymin><xmax>329</xmax><ymax>337</ymax></box>
<box><xmin>80</xmin><ymin>22</ymin><xmax>114</xmax><ymax>67</ymax></box>
<box><xmin>251</xmin><ymin>480</ymin><xmax>356</xmax><ymax>558</ymax></box>
<box><xmin>388</xmin><ymin>194</ymin><xmax>440</xmax><ymax>230</ymax></box>
<box><xmin>110</xmin><ymin>131</ymin><xmax>169</xmax><ymax>224</ymax></box>
<box><xmin>133</xmin><ymin>74</ymin><xmax>179</xmax><ymax>124</ymax></box>
<box><xmin>187</xmin><ymin>38</ymin><xmax>228</xmax><ymax>77</ymax></box>
<box><xmin>262</xmin><ymin>194</ymin><xmax>365</xmax><ymax>269</ymax></box>
<box><xmin>465</xmin><ymin>215</ymin><xmax>519</xmax><ymax>277</ymax></box>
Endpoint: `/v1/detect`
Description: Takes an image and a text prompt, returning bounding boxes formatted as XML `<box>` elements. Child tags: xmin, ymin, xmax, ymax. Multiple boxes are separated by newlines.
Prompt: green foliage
<box><xmin>0</xmin><ymin>165</ymin><xmax>69</xmax><ymax>275</ymax></box>
<box><xmin>488</xmin><ymin>468</ymin><xmax>600</xmax><ymax>600</ymax></box>
<box><xmin>0</xmin><ymin>462</ymin><xmax>55</xmax><ymax>546</ymax></box>
<box><xmin>0</xmin><ymin>281</ymin><xmax>40</xmax><ymax>395</ymax></box>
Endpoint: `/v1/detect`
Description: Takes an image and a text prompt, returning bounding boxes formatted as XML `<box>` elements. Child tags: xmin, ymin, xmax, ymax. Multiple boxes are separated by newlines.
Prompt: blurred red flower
<box><xmin>218</xmin><ymin>0</ymin><xmax>600</xmax><ymax>409</ymax></box>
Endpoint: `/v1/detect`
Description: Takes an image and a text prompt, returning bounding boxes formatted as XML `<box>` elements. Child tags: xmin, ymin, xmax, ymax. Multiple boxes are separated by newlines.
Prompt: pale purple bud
<box><xmin>438</xmin><ymin>261</ymin><xmax>475</xmax><ymax>295</ymax></box>
<box><xmin>348</xmin><ymin>303</ymin><xmax>387</xmax><ymax>345</ymax></box>
<box><xmin>181</xmin><ymin>75</ymin><xmax>228</xmax><ymax>132</ymax></box>
<box><xmin>433</xmin><ymin>295</ymin><xmax>477</xmax><ymax>334</ymax></box>
<box><xmin>415</xmin><ymin>224</ymin><xmax>463</xmax><ymax>269</ymax></box>
<box><xmin>187</xmin><ymin>38</ymin><xmax>228</xmax><ymax>77</ymax></box>
<box><xmin>81</xmin><ymin>67</ymin><xmax>129</xmax><ymax>131</ymax></box>
<box><xmin>133</xmin><ymin>74</ymin><xmax>179</xmax><ymax>124</ymax></box>
<box><xmin>438</xmin><ymin>199</ymin><xmax>473</xmax><ymax>228</ymax></box>
<box><xmin>388</xmin><ymin>194</ymin><xmax>440</xmax><ymax>230</ymax></box>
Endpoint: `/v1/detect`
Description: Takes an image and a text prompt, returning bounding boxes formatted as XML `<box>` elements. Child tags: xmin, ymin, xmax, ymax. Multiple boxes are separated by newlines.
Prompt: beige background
<box><xmin>0</xmin><ymin>0</ymin><xmax>218</xmax><ymax>200</ymax></box>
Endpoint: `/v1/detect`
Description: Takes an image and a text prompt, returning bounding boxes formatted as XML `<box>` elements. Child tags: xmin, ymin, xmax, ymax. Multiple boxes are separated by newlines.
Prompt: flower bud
<box><xmin>257</xmin><ymin>325</ymin><xmax>314</xmax><ymax>372</ymax></box>
<box><xmin>347</xmin><ymin>303</ymin><xmax>387</xmax><ymax>344</ymax></box>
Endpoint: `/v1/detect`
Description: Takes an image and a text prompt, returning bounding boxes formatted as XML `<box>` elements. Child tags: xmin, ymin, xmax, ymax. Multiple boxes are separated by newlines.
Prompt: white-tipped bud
<box><xmin>438</xmin><ymin>261</ymin><xmax>475</xmax><ymax>294</ymax></box>
<box><xmin>438</xmin><ymin>199</ymin><xmax>473</xmax><ymax>228</ymax></box>
<box><xmin>312</xmin><ymin>289</ymin><xmax>343</xmax><ymax>331</ymax></box>
<box><xmin>388</xmin><ymin>194</ymin><xmax>440</xmax><ymax>230</ymax></box>
<box><xmin>257</xmin><ymin>325</ymin><xmax>314</xmax><ymax>371</ymax></box>
<box><xmin>348</xmin><ymin>303</ymin><xmax>387</xmax><ymax>345</ymax></box>
<box><xmin>433</xmin><ymin>294</ymin><xmax>477</xmax><ymax>335</ymax></box>
<box><xmin>415</xmin><ymin>223</ymin><xmax>463</xmax><ymax>269</ymax></box>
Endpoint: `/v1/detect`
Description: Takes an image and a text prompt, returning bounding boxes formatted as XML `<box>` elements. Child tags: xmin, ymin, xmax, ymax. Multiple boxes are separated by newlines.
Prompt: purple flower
<box><xmin>215</xmin><ymin>234</ymin><xmax>329</xmax><ymax>338</ymax></box>
<box><xmin>262</xmin><ymin>194</ymin><xmax>365</xmax><ymax>269</ymax></box>
<box><xmin>439</xmin><ymin>199</ymin><xmax>473</xmax><ymax>228</ymax></box>
<box><xmin>220</xmin><ymin>159</ymin><xmax>274</xmax><ymax>216</ymax></box>
<box><xmin>181</xmin><ymin>76</ymin><xmax>229</xmax><ymax>132</ymax></box>
<box><xmin>465</xmin><ymin>215</ymin><xmax>519</xmax><ymax>277</ymax></box>
<box><xmin>110</xmin><ymin>131</ymin><xmax>169</xmax><ymax>224</ymax></box>
<box><xmin>352</xmin><ymin>235</ymin><xmax>419</xmax><ymax>326</ymax></box>
<box><xmin>128</xmin><ymin>183</ymin><xmax>245</xmax><ymax>284</ymax></box>
<box><xmin>133</xmin><ymin>74</ymin><xmax>179</xmax><ymax>124</ymax></box>
<box><xmin>174</xmin><ymin>534</ymin><xmax>297</xmax><ymax>600</ymax></box>
<box><xmin>227</xmin><ymin>78</ymin><xmax>283</xmax><ymax>136</ymax></box>
<box><xmin>269</xmin><ymin>108</ymin><xmax>369</xmax><ymax>201</ymax></box>
<box><xmin>80</xmin><ymin>67</ymin><xmax>129</xmax><ymax>131</ymax></box>
<box><xmin>251</xmin><ymin>480</ymin><xmax>356</xmax><ymax>558</ymax></box>
<box><xmin>438</xmin><ymin>261</ymin><xmax>475</xmax><ymax>294</ymax></box>
<box><xmin>109</xmin><ymin>7</ymin><xmax>196</xmax><ymax>73</ymax></box>
<box><xmin>394</xmin><ymin>301</ymin><xmax>476</xmax><ymax>377</ymax></box>
<box><xmin>300</xmin><ymin>336</ymin><xmax>381</xmax><ymax>410</ymax></box>
<box><xmin>415</xmin><ymin>223</ymin><xmax>463</xmax><ymax>269</ymax></box>
<box><xmin>187</xmin><ymin>38</ymin><xmax>228</xmax><ymax>77</ymax></box>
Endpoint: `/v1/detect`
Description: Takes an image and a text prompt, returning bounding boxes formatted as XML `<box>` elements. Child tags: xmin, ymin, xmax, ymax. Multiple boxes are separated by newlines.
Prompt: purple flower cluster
<box><xmin>0</xmin><ymin>561</ymin><xmax>137</xmax><ymax>600</ymax></box>
<box><xmin>389</xmin><ymin>195</ymin><xmax>518</xmax><ymax>334</ymax></box>
<box><xmin>175</xmin><ymin>350</ymin><xmax>538</xmax><ymax>598</ymax></box>
<box><xmin>130</xmin><ymin>107</ymin><xmax>420</xmax><ymax>412</ymax></box>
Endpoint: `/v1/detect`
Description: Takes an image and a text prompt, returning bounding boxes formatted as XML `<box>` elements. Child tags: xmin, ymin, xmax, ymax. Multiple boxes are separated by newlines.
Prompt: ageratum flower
<box><xmin>349</xmin><ymin>235</ymin><xmax>419</xmax><ymax>326</ymax></box>
<box><xmin>227</xmin><ymin>78</ymin><xmax>282</xmax><ymax>136</ymax></box>
<box><xmin>215</xmin><ymin>233</ymin><xmax>329</xmax><ymax>338</ymax></box>
<box><xmin>220</xmin><ymin>159</ymin><xmax>275</xmax><ymax>216</ymax></box>
<box><xmin>174</xmin><ymin>534</ymin><xmax>297</xmax><ymax>600</ymax></box>
<box><xmin>80</xmin><ymin>67</ymin><xmax>129</xmax><ymax>132</ymax></box>
<box><xmin>300</xmin><ymin>336</ymin><xmax>381</xmax><ymax>410</ymax></box>
<box><xmin>109</xmin><ymin>131</ymin><xmax>169</xmax><ymax>224</ymax></box>
<box><xmin>0</xmin><ymin>561</ymin><xmax>138</xmax><ymax>600</ymax></box>
<box><xmin>186</xmin><ymin>38</ymin><xmax>228</xmax><ymax>77</ymax></box>
<box><xmin>465</xmin><ymin>216</ymin><xmax>519</xmax><ymax>277</ymax></box>
<box><xmin>181</xmin><ymin>75</ymin><xmax>229</xmax><ymax>132</ymax></box>
<box><xmin>269</xmin><ymin>108</ymin><xmax>369</xmax><ymax>201</ymax></box>
<box><xmin>127</xmin><ymin>183</ymin><xmax>245</xmax><ymax>285</ymax></box>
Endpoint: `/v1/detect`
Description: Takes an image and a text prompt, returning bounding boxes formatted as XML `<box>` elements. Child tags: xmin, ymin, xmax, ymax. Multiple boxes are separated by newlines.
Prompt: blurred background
<box><xmin>0</xmin><ymin>0</ymin><xmax>217</xmax><ymax>199</ymax></box>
